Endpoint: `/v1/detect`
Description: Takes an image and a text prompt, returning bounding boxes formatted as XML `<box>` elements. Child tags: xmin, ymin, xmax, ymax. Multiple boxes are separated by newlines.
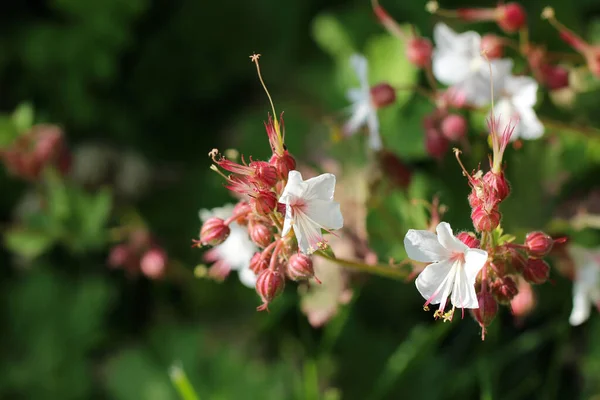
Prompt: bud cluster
<box><xmin>0</xmin><ymin>124</ymin><xmax>71</xmax><ymax>181</ymax></box>
<box><xmin>108</xmin><ymin>228</ymin><xmax>168</xmax><ymax>279</ymax></box>
<box><xmin>423</xmin><ymin>108</ymin><xmax>468</xmax><ymax>160</ymax></box>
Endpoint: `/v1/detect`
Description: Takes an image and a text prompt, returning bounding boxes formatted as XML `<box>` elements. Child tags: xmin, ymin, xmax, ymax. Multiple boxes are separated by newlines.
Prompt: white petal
<box><xmin>350</xmin><ymin>54</ymin><xmax>369</xmax><ymax>88</ymax></box>
<box><xmin>344</xmin><ymin>102</ymin><xmax>371</xmax><ymax>136</ymax></box>
<box><xmin>516</xmin><ymin>107</ymin><xmax>544</xmax><ymax>140</ymax></box>
<box><xmin>304</xmin><ymin>199</ymin><xmax>344</xmax><ymax>230</ymax></box>
<box><xmin>451</xmin><ymin>265</ymin><xmax>479</xmax><ymax>308</ymax></box>
<box><xmin>463</xmin><ymin>248</ymin><xmax>488</xmax><ymax>284</ymax></box>
<box><xmin>303</xmin><ymin>173</ymin><xmax>337</xmax><ymax>201</ymax></box>
<box><xmin>282</xmin><ymin>204</ymin><xmax>292</xmax><ymax>236</ymax></box>
<box><xmin>279</xmin><ymin>170</ymin><xmax>305</xmax><ymax>204</ymax></box>
<box><xmin>570</xmin><ymin>281</ymin><xmax>592</xmax><ymax>326</ymax></box>
<box><xmin>415</xmin><ymin>259</ymin><xmax>454</xmax><ymax>303</ymax></box>
<box><xmin>198</xmin><ymin>204</ymin><xmax>235</xmax><ymax>222</ymax></box>
<box><xmin>366</xmin><ymin>108</ymin><xmax>382</xmax><ymax>150</ymax></box>
<box><xmin>432</xmin><ymin>51</ymin><xmax>472</xmax><ymax>85</ymax></box>
<box><xmin>505</xmin><ymin>75</ymin><xmax>538</xmax><ymax>108</ymax></box>
<box><xmin>294</xmin><ymin>213</ymin><xmax>326</xmax><ymax>254</ymax></box>
<box><xmin>436</xmin><ymin>222</ymin><xmax>468</xmax><ymax>253</ymax></box>
<box><xmin>238</xmin><ymin>268</ymin><xmax>257</xmax><ymax>288</ymax></box>
<box><xmin>404</xmin><ymin>229</ymin><xmax>449</xmax><ymax>262</ymax></box>
<box><xmin>215</xmin><ymin>224</ymin><xmax>257</xmax><ymax>270</ymax></box>
<box><xmin>347</xmin><ymin>87</ymin><xmax>369</xmax><ymax>104</ymax></box>
<box><xmin>493</xmin><ymin>98</ymin><xmax>520</xmax><ymax>140</ymax></box>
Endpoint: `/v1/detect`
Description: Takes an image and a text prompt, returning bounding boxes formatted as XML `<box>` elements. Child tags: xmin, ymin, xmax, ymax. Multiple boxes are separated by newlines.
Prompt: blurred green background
<box><xmin>1</xmin><ymin>0</ymin><xmax>600</xmax><ymax>399</ymax></box>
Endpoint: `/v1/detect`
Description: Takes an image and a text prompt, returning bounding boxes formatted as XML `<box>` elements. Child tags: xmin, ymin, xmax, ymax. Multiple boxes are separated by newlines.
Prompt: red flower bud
<box><xmin>249</xmin><ymin>221</ymin><xmax>273</xmax><ymax>248</ymax></box>
<box><xmin>256</xmin><ymin>269</ymin><xmax>285</xmax><ymax>311</ymax></box>
<box><xmin>140</xmin><ymin>248</ymin><xmax>167</xmax><ymax>279</ymax></box>
<box><xmin>471</xmin><ymin>205</ymin><xmax>501</xmax><ymax>232</ymax></box>
<box><xmin>108</xmin><ymin>244</ymin><xmax>132</xmax><ymax>268</ymax></box>
<box><xmin>425</xmin><ymin>128</ymin><xmax>449</xmax><ymax>160</ymax></box>
<box><xmin>457</xmin><ymin>232</ymin><xmax>480</xmax><ymax>249</ymax></box>
<box><xmin>250</xmin><ymin>252</ymin><xmax>269</xmax><ymax>274</ymax></box>
<box><xmin>491</xmin><ymin>276</ymin><xmax>518</xmax><ymax>304</ymax></box>
<box><xmin>510</xmin><ymin>279</ymin><xmax>536</xmax><ymax>318</ymax></box>
<box><xmin>472</xmin><ymin>291</ymin><xmax>498</xmax><ymax>328</ymax></box>
<box><xmin>250</xmin><ymin>160</ymin><xmax>278</xmax><ymax>188</ymax></box>
<box><xmin>199</xmin><ymin>217</ymin><xmax>230</xmax><ymax>246</ymax></box>
<box><xmin>440</xmin><ymin>114</ymin><xmax>468</xmax><ymax>141</ymax></box>
<box><xmin>481</xmin><ymin>34</ymin><xmax>504</xmax><ymax>59</ymax></box>
<box><xmin>406</xmin><ymin>37</ymin><xmax>432</xmax><ymax>68</ymax></box>
<box><xmin>541</xmin><ymin>64</ymin><xmax>569</xmax><ymax>90</ymax></box>
<box><xmin>525</xmin><ymin>231</ymin><xmax>554</xmax><ymax>258</ymax></box>
<box><xmin>251</xmin><ymin>190</ymin><xmax>277</xmax><ymax>215</ymax></box>
<box><xmin>508</xmin><ymin>248</ymin><xmax>528</xmax><ymax>274</ymax></box>
<box><xmin>497</xmin><ymin>3</ymin><xmax>526</xmax><ymax>33</ymax></box>
<box><xmin>522</xmin><ymin>258</ymin><xmax>550</xmax><ymax>285</ymax></box>
<box><xmin>483</xmin><ymin>171</ymin><xmax>510</xmax><ymax>202</ymax></box>
<box><xmin>269</xmin><ymin>151</ymin><xmax>296</xmax><ymax>180</ymax></box>
<box><xmin>370</xmin><ymin>83</ymin><xmax>396</xmax><ymax>108</ymax></box>
<box><xmin>232</xmin><ymin>202</ymin><xmax>252</xmax><ymax>226</ymax></box>
<box><xmin>287</xmin><ymin>253</ymin><xmax>315</xmax><ymax>281</ymax></box>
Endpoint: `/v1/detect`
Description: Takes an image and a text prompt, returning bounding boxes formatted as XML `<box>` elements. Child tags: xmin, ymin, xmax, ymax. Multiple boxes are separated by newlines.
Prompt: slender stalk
<box><xmin>316</xmin><ymin>251</ymin><xmax>408</xmax><ymax>280</ymax></box>
<box><xmin>169</xmin><ymin>364</ymin><xmax>200</xmax><ymax>400</ymax></box>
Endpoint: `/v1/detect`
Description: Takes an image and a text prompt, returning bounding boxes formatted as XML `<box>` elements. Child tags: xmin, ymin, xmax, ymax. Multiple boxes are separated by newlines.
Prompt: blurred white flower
<box><xmin>404</xmin><ymin>222</ymin><xmax>488</xmax><ymax>318</ymax></box>
<box><xmin>279</xmin><ymin>171</ymin><xmax>343</xmax><ymax>254</ymax></box>
<box><xmin>199</xmin><ymin>204</ymin><xmax>258</xmax><ymax>288</ymax></box>
<box><xmin>344</xmin><ymin>54</ymin><xmax>382</xmax><ymax>150</ymax></box>
<box><xmin>567</xmin><ymin>245</ymin><xmax>600</xmax><ymax>326</ymax></box>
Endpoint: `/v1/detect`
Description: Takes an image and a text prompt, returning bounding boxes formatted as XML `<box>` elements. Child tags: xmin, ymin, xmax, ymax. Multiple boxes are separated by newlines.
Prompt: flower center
<box><xmin>450</xmin><ymin>251</ymin><xmax>465</xmax><ymax>264</ymax></box>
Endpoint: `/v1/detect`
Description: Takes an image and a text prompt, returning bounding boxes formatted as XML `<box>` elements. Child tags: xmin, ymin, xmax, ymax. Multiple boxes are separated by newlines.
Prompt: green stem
<box><xmin>316</xmin><ymin>252</ymin><xmax>408</xmax><ymax>281</ymax></box>
<box><xmin>169</xmin><ymin>364</ymin><xmax>200</xmax><ymax>400</ymax></box>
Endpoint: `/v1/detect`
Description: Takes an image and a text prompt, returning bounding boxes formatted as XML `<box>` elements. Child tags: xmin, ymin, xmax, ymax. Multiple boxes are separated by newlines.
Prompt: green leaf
<box><xmin>12</xmin><ymin>102</ymin><xmax>35</xmax><ymax>133</ymax></box>
<box><xmin>311</xmin><ymin>14</ymin><xmax>355</xmax><ymax>59</ymax></box>
<box><xmin>3</xmin><ymin>228</ymin><xmax>56</xmax><ymax>260</ymax></box>
<box><xmin>0</xmin><ymin>114</ymin><xmax>20</xmax><ymax>146</ymax></box>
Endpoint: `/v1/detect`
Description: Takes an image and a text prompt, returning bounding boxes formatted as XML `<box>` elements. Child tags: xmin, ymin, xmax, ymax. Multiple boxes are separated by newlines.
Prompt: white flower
<box><xmin>432</xmin><ymin>23</ymin><xmax>513</xmax><ymax>107</ymax></box>
<box><xmin>279</xmin><ymin>170</ymin><xmax>344</xmax><ymax>254</ymax></box>
<box><xmin>344</xmin><ymin>54</ymin><xmax>382</xmax><ymax>150</ymax></box>
<box><xmin>404</xmin><ymin>222</ymin><xmax>488</xmax><ymax>317</ymax></box>
<box><xmin>567</xmin><ymin>245</ymin><xmax>600</xmax><ymax>326</ymax></box>
<box><xmin>493</xmin><ymin>75</ymin><xmax>544</xmax><ymax>141</ymax></box>
<box><xmin>199</xmin><ymin>205</ymin><xmax>258</xmax><ymax>288</ymax></box>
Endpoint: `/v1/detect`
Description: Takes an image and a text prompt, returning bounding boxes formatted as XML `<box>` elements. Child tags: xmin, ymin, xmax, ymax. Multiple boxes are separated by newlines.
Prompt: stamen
<box><xmin>250</xmin><ymin>54</ymin><xmax>282</xmax><ymax>141</ymax></box>
<box><xmin>453</xmin><ymin>148</ymin><xmax>477</xmax><ymax>185</ymax></box>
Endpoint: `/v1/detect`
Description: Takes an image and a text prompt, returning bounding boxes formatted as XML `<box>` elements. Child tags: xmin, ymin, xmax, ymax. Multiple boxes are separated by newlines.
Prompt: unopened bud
<box><xmin>269</xmin><ymin>151</ymin><xmax>296</xmax><ymax>180</ymax></box>
<box><xmin>140</xmin><ymin>248</ymin><xmax>167</xmax><ymax>279</ymax></box>
<box><xmin>108</xmin><ymin>244</ymin><xmax>132</xmax><ymax>268</ymax></box>
<box><xmin>256</xmin><ymin>269</ymin><xmax>285</xmax><ymax>311</ymax></box>
<box><xmin>370</xmin><ymin>83</ymin><xmax>396</xmax><ymax>108</ymax></box>
<box><xmin>199</xmin><ymin>217</ymin><xmax>230</xmax><ymax>246</ymax></box>
<box><xmin>508</xmin><ymin>248</ymin><xmax>528</xmax><ymax>274</ymax></box>
<box><xmin>425</xmin><ymin>128</ymin><xmax>449</xmax><ymax>160</ymax></box>
<box><xmin>440</xmin><ymin>114</ymin><xmax>468</xmax><ymax>141</ymax></box>
<box><xmin>251</xmin><ymin>190</ymin><xmax>277</xmax><ymax>215</ymax></box>
<box><xmin>232</xmin><ymin>202</ymin><xmax>252</xmax><ymax>226</ymax></box>
<box><xmin>457</xmin><ymin>232</ymin><xmax>480</xmax><ymax>248</ymax></box>
<box><xmin>491</xmin><ymin>276</ymin><xmax>518</xmax><ymax>304</ymax></box>
<box><xmin>249</xmin><ymin>221</ymin><xmax>273</xmax><ymax>248</ymax></box>
<box><xmin>525</xmin><ymin>231</ymin><xmax>554</xmax><ymax>258</ymax></box>
<box><xmin>250</xmin><ymin>161</ymin><xmax>278</xmax><ymax>187</ymax></box>
<box><xmin>250</xmin><ymin>252</ymin><xmax>269</xmax><ymax>274</ymax></box>
<box><xmin>483</xmin><ymin>171</ymin><xmax>510</xmax><ymax>202</ymax></box>
<box><xmin>481</xmin><ymin>34</ymin><xmax>504</xmax><ymax>59</ymax></box>
<box><xmin>522</xmin><ymin>258</ymin><xmax>550</xmax><ymax>285</ymax></box>
<box><xmin>510</xmin><ymin>279</ymin><xmax>536</xmax><ymax>318</ymax></box>
<box><xmin>406</xmin><ymin>37</ymin><xmax>433</xmax><ymax>68</ymax></box>
<box><xmin>471</xmin><ymin>205</ymin><xmax>501</xmax><ymax>232</ymax></box>
<box><xmin>472</xmin><ymin>291</ymin><xmax>498</xmax><ymax>327</ymax></box>
<box><xmin>497</xmin><ymin>3</ymin><xmax>526</xmax><ymax>33</ymax></box>
<box><xmin>542</xmin><ymin>64</ymin><xmax>569</xmax><ymax>90</ymax></box>
<box><xmin>287</xmin><ymin>253</ymin><xmax>315</xmax><ymax>281</ymax></box>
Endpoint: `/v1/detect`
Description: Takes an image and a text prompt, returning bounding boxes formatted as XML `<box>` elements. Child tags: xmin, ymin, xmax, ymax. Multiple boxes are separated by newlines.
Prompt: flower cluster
<box><xmin>108</xmin><ymin>228</ymin><xmax>168</xmax><ymax>280</ymax></box>
<box><xmin>195</xmin><ymin>55</ymin><xmax>344</xmax><ymax>311</ymax></box>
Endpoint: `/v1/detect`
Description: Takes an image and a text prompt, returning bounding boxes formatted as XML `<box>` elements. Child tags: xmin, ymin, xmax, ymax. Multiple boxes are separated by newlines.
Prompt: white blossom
<box><xmin>199</xmin><ymin>205</ymin><xmax>258</xmax><ymax>288</ymax></box>
<box><xmin>404</xmin><ymin>222</ymin><xmax>488</xmax><ymax>317</ymax></box>
<box><xmin>279</xmin><ymin>170</ymin><xmax>344</xmax><ymax>254</ymax></box>
<box><xmin>568</xmin><ymin>245</ymin><xmax>600</xmax><ymax>326</ymax></box>
<box><xmin>344</xmin><ymin>54</ymin><xmax>382</xmax><ymax>150</ymax></box>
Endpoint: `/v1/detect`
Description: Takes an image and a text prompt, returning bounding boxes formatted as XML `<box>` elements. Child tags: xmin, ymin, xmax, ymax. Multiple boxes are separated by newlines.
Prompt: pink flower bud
<box><xmin>471</xmin><ymin>205</ymin><xmax>501</xmax><ymax>232</ymax></box>
<box><xmin>491</xmin><ymin>276</ymin><xmax>518</xmax><ymax>304</ymax></box>
<box><xmin>425</xmin><ymin>128</ymin><xmax>449</xmax><ymax>160</ymax></box>
<box><xmin>287</xmin><ymin>253</ymin><xmax>315</xmax><ymax>281</ymax></box>
<box><xmin>541</xmin><ymin>64</ymin><xmax>569</xmax><ymax>90</ymax></box>
<box><xmin>250</xmin><ymin>160</ymin><xmax>278</xmax><ymax>188</ymax></box>
<box><xmin>250</xmin><ymin>252</ymin><xmax>269</xmax><ymax>274</ymax></box>
<box><xmin>256</xmin><ymin>269</ymin><xmax>285</xmax><ymax>311</ymax></box>
<box><xmin>525</xmin><ymin>231</ymin><xmax>554</xmax><ymax>258</ymax></box>
<box><xmin>249</xmin><ymin>221</ymin><xmax>273</xmax><ymax>248</ymax></box>
<box><xmin>457</xmin><ymin>232</ymin><xmax>480</xmax><ymax>248</ymax></box>
<box><xmin>199</xmin><ymin>217</ymin><xmax>230</xmax><ymax>246</ymax></box>
<box><xmin>481</xmin><ymin>34</ymin><xmax>504</xmax><ymax>59</ymax></box>
<box><xmin>440</xmin><ymin>114</ymin><xmax>467</xmax><ymax>141</ymax></box>
<box><xmin>269</xmin><ymin>151</ymin><xmax>296</xmax><ymax>180</ymax></box>
<box><xmin>472</xmin><ymin>291</ymin><xmax>498</xmax><ymax>328</ymax></box>
<box><xmin>510</xmin><ymin>279</ymin><xmax>536</xmax><ymax>318</ymax></box>
<box><xmin>483</xmin><ymin>171</ymin><xmax>510</xmax><ymax>202</ymax></box>
<box><xmin>108</xmin><ymin>244</ymin><xmax>131</xmax><ymax>268</ymax></box>
<box><xmin>508</xmin><ymin>248</ymin><xmax>528</xmax><ymax>274</ymax></box>
<box><xmin>140</xmin><ymin>248</ymin><xmax>167</xmax><ymax>279</ymax></box>
<box><xmin>232</xmin><ymin>202</ymin><xmax>252</xmax><ymax>226</ymax></box>
<box><xmin>522</xmin><ymin>258</ymin><xmax>550</xmax><ymax>285</ymax></box>
<box><xmin>370</xmin><ymin>83</ymin><xmax>397</xmax><ymax>109</ymax></box>
<box><xmin>251</xmin><ymin>190</ymin><xmax>277</xmax><ymax>215</ymax></box>
<box><xmin>406</xmin><ymin>37</ymin><xmax>432</xmax><ymax>68</ymax></box>
<box><xmin>497</xmin><ymin>3</ymin><xmax>526</xmax><ymax>33</ymax></box>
